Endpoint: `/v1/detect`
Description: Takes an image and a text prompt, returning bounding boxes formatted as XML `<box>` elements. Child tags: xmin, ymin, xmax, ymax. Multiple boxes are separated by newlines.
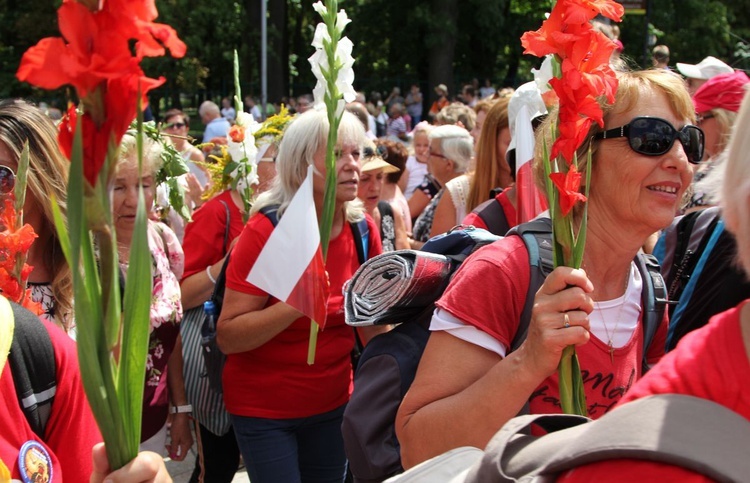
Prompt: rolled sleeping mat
<box><xmin>344</xmin><ymin>249</ymin><xmax>453</xmax><ymax>326</ymax></box>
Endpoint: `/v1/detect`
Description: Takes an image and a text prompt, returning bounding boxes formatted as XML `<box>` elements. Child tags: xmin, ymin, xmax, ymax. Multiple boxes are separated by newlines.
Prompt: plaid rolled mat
<box><xmin>344</xmin><ymin>249</ymin><xmax>453</xmax><ymax>326</ymax></box>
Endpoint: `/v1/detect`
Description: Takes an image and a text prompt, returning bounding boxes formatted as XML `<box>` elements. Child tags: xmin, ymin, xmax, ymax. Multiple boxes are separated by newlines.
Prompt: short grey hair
<box><xmin>429</xmin><ymin>124</ymin><xmax>474</xmax><ymax>174</ymax></box>
<box><xmin>199</xmin><ymin>100</ymin><xmax>220</xmax><ymax>118</ymax></box>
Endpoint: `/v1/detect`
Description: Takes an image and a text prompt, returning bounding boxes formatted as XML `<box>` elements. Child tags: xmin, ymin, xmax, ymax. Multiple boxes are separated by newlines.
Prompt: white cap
<box><xmin>676</xmin><ymin>56</ymin><xmax>733</xmax><ymax>80</ymax></box>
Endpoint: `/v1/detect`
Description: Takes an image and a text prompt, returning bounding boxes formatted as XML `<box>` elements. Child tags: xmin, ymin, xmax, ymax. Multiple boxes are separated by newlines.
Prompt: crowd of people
<box><xmin>2</xmin><ymin>30</ymin><xmax>750</xmax><ymax>482</ymax></box>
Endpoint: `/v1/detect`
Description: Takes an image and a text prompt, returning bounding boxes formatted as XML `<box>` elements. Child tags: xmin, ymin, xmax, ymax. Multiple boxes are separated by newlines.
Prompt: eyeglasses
<box><xmin>165</xmin><ymin>122</ymin><xmax>186</xmax><ymax>129</ymax></box>
<box><xmin>0</xmin><ymin>165</ymin><xmax>15</xmax><ymax>194</ymax></box>
<box><xmin>428</xmin><ymin>150</ymin><xmax>448</xmax><ymax>159</ymax></box>
<box><xmin>594</xmin><ymin>116</ymin><xmax>704</xmax><ymax>164</ymax></box>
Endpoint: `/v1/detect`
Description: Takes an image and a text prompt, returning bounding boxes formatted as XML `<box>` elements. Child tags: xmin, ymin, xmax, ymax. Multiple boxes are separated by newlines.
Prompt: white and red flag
<box><xmin>510</xmin><ymin>82</ymin><xmax>549</xmax><ymax>223</ymax></box>
<box><xmin>246</xmin><ymin>165</ymin><xmax>329</xmax><ymax>327</ymax></box>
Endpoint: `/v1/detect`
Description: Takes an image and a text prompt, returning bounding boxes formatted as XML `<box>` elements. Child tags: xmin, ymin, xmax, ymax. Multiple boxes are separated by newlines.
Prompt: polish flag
<box><xmin>246</xmin><ymin>165</ymin><xmax>329</xmax><ymax>327</ymax></box>
<box><xmin>510</xmin><ymin>83</ymin><xmax>548</xmax><ymax>223</ymax></box>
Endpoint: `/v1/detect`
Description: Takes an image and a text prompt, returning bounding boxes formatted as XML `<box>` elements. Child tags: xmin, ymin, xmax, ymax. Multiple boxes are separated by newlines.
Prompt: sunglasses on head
<box><xmin>593</xmin><ymin>116</ymin><xmax>704</xmax><ymax>164</ymax></box>
<box><xmin>0</xmin><ymin>165</ymin><xmax>15</xmax><ymax>194</ymax></box>
<box><xmin>363</xmin><ymin>144</ymin><xmax>389</xmax><ymax>160</ymax></box>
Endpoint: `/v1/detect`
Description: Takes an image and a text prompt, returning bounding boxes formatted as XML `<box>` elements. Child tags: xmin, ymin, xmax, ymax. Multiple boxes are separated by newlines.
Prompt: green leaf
<box><xmin>14</xmin><ymin>144</ymin><xmax>30</xmax><ymax>215</ymax></box>
<box><xmin>119</xmin><ymin>185</ymin><xmax>152</xmax><ymax>454</ymax></box>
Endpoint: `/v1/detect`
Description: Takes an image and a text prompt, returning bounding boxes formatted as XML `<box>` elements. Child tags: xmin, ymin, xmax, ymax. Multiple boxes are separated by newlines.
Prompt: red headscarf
<box><xmin>692</xmin><ymin>71</ymin><xmax>750</xmax><ymax>113</ymax></box>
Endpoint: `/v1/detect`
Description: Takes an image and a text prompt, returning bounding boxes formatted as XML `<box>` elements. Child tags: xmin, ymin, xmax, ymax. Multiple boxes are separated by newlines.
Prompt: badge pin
<box><xmin>18</xmin><ymin>440</ymin><xmax>53</xmax><ymax>483</ymax></box>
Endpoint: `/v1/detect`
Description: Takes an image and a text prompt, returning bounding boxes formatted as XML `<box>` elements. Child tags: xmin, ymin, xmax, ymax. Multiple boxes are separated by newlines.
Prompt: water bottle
<box><xmin>201</xmin><ymin>299</ymin><xmax>225</xmax><ymax>393</ymax></box>
<box><xmin>203</xmin><ymin>300</ymin><xmax>217</xmax><ymax>334</ymax></box>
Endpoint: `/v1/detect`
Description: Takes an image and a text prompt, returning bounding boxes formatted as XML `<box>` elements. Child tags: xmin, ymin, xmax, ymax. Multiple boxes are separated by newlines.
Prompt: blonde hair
<box><xmin>116</xmin><ymin>133</ymin><xmax>164</xmax><ymax>177</ymax></box>
<box><xmin>251</xmin><ymin>109</ymin><xmax>366</xmax><ymax>222</ymax></box>
<box><xmin>0</xmin><ymin>99</ymin><xmax>73</xmax><ymax>330</ymax></box>
<box><xmin>721</xmin><ymin>87</ymin><xmax>750</xmax><ymax>273</ymax></box>
<box><xmin>436</xmin><ymin>103</ymin><xmax>477</xmax><ymax>131</ymax></box>
<box><xmin>533</xmin><ymin>69</ymin><xmax>695</xmax><ymax>198</ymax></box>
<box><xmin>467</xmin><ymin>96</ymin><xmax>511</xmax><ymax>211</ymax></box>
<box><xmin>708</xmin><ymin>107</ymin><xmax>738</xmax><ymax>154</ymax></box>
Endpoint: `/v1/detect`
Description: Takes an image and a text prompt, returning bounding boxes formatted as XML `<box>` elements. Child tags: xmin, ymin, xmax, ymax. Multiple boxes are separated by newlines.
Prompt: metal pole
<box><xmin>261</xmin><ymin>0</ymin><xmax>268</xmax><ymax>121</ymax></box>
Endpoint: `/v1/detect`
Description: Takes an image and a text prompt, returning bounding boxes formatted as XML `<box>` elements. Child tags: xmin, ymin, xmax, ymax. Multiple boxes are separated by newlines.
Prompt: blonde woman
<box><xmin>0</xmin><ymin>99</ymin><xmax>73</xmax><ymax>331</ymax></box>
<box><xmin>216</xmin><ymin>110</ymin><xmax>384</xmax><ymax>483</ymax></box>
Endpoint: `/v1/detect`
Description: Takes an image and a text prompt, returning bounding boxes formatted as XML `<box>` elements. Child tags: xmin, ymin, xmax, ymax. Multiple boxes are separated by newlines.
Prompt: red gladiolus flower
<box><xmin>17</xmin><ymin>0</ymin><xmax>185</xmax><ymax>186</ymax></box>
<box><xmin>563</xmin><ymin>0</ymin><xmax>624</xmax><ymax>24</ymax></box>
<box><xmin>549</xmin><ymin>165</ymin><xmax>588</xmax><ymax>217</ymax></box>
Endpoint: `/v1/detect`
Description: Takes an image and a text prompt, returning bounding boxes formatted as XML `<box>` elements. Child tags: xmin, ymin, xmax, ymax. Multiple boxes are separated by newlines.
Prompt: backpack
<box><xmin>342</xmin><ymin>218</ymin><xmax>667</xmax><ymax>483</ymax></box>
<box><xmin>654</xmin><ymin>206</ymin><xmax>750</xmax><ymax>351</ymax></box>
<box><xmin>200</xmin><ymin>205</ymin><xmax>369</xmax><ymax>393</ymax></box>
<box><xmin>384</xmin><ymin>394</ymin><xmax>750</xmax><ymax>483</ymax></box>
<box><xmin>4</xmin><ymin>299</ymin><xmax>57</xmax><ymax>439</ymax></box>
<box><xmin>470</xmin><ymin>190</ymin><xmax>511</xmax><ymax>236</ymax></box>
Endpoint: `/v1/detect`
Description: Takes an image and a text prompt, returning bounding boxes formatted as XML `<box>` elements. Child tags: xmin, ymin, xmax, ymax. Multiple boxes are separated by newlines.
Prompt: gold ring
<box><xmin>563</xmin><ymin>313</ymin><xmax>571</xmax><ymax>328</ymax></box>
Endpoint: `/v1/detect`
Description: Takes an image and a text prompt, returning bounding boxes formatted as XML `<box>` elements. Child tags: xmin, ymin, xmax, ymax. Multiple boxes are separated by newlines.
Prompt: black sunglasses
<box><xmin>0</xmin><ymin>165</ymin><xmax>15</xmax><ymax>194</ymax></box>
<box><xmin>594</xmin><ymin>116</ymin><xmax>704</xmax><ymax>164</ymax></box>
<box><xmin>165</xmin><ymin>122</ymin><xmax>187</xmax><ymax>129</ymax></box>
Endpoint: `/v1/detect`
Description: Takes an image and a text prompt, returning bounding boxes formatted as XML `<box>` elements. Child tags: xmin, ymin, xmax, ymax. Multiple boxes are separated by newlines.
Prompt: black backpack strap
<box><xmin>218</xmin><ymin>200</ymin><xmax>231</xmax><ymax>255</ymax></box>
<box><xmin>473</xmin><ymin>195</ymin><xmax>511</xmax><ymax>237</ymax></box>
<box><xmin>7</xmin><ymin>301</ymin><xmax>56</xmax><ymax>439</ymax></box>
<box><xmin>349</xmin><ymin>217</ymin><xmax>370</xmax><ymax>265</ymax></box>
<box><xmin>634</xmin><ymin>253</ymin><xmax>668</xmax><ymax>373</ymax></box>
<box><xmin>259</xmin><ymin>204</ymin><xmax>280</xmax><ymax>226</ymax></box>
<box><xmin>507</xmin><ymin>218</ymin><xmax>555</xmax><ymax>351</ymax></box>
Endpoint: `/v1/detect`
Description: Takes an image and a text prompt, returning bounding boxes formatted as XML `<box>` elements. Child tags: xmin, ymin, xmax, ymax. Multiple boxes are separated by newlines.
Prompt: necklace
<box><xmin>592</xmin><ymin>267</ymin><xmax>630</xmax><ymax>364</ymax></box>
<box><xmin>594</xmin><ymin>298</ymin><xmax>626</xmax><ymax>364</ymax></box>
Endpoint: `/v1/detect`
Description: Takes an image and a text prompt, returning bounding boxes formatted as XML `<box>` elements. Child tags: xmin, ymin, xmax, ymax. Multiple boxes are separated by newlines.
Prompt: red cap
<box><xmin>692</xmin><ymin>71</ymin><xmax>750</xmax><ymax>113</ymax></box>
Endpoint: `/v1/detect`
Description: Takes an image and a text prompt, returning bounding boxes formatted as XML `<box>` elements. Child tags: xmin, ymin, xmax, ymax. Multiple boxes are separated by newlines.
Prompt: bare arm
<box><xmin>391</xmin><ymin>203</ymin><xmax>411</xmax><ymax>250</ymax></box>
<box><xmin>408</xmin><ymin>190</ymin><xmax>430</xmax><ymax>220</ymax></box>
<box><xmin>180</xmin><ymin>256</ymin><xmax>226</xmax><ymax>310</ymax></box>
<box><xmin>429</xmin><ymin>190</ymin><xmax>458</xmax><ymax>238</ymax></box>
<box><xmin>398</xmin><ymin>167</ymin><xmax>410</xmax><ymax>194</ymax></box>
<box><xmin>166</xmin><ymin>335</ymin><xmax>192</xmax><ymax>461</ymax></box>
<box><xmin>396</xmin><ymin>267</ymin><xmax>594</xmax><ymax>467</ymax></box>
<box><xmin>216</xmin><ymin>287</ymin><xmax>303</xmax><ymax>354</ymax></box>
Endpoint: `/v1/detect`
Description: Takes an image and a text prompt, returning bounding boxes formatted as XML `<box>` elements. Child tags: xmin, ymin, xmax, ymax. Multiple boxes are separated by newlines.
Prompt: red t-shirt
<box><xmin>182</xmin><ymin>190</ymin><xmax>245</xmax><ymax>280</ymax></box>
<box><xmin>223</xmin><ymin>212</ymin><xmax>381</xmax><ymax>419</ymax></box>
<box><xmin>436</xmin><ymin>235</ymin><xmax>666</xmax><ymax>418</ymax></box>
<box><xmin>558</xmin><ymin>301</ymin><xmax>750</xmax><ymax>482</ymax></box>
<box><xmin>462</xmin><ymin>190</ymin><xmax>517</xmax><ymax>232</ymax></box>
<box><xmin>0</xmin><ymin>320</ymin><xmax>101</xmax><ymax>481</ymax></box>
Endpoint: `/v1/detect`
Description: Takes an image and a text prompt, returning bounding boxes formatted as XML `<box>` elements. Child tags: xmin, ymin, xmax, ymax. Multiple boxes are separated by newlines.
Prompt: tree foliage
<box><xmin>4</xmin><ymin>0</ymin><xmax>750</xmax><ymax>105</ymax></box>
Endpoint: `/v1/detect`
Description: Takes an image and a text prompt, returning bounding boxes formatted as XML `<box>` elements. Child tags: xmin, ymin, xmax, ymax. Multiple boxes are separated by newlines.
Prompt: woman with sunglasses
<box><xmin>0</xmin><ymin>99</ymin><xmax>74</xmax><ymax>332</ymax></box>
<box><xmin>395</xmin><ymin>69</ymin><xmax>702</xmax><ymax>468</ymax></box>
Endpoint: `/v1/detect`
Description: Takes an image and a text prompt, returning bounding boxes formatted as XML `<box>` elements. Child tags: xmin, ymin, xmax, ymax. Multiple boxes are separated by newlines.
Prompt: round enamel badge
<box><xmin>18</xmin><ymin>440</ymin><xmax>53</xmax><ymax>483</ymax></box>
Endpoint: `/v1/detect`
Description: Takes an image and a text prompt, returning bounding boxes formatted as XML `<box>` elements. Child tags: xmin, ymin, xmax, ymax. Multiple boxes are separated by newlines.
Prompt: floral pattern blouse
<box><xmin>128</xmin><ymin>220</ymin><xmax>184</xmax><ymax>441</ymax></box>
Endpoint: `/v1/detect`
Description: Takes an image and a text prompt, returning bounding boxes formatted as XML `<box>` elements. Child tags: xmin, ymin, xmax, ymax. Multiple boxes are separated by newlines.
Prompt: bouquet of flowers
<box><xmin>521</xmin><ymin>0</ymin><xmax>624</xmax><ymax>415</ymax></box>
<box><xmin>16</xmin><ymin>0</ymin><xmax>185</xmax><ymax>469</ymax></box>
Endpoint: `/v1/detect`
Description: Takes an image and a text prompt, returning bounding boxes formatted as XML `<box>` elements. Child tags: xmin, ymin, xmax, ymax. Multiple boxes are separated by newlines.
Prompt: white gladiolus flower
<box><xmin>312</xmin><ymin>23</ymin><xmax>330</xmax><ymax>50</ymax></box>
<box><xmin>335</xmin><ymin>10</ymin><xmax>351</xmax><ymax>33</ymax></box>
<box><xmin>309</xmin><ymin>1</ymin><xmax>355</xmax><ymax>110</ymax></box>
<box><xmin>532</xmin><ymin>55</ymin><xmax>555</xmax><ymax>94</ymax></box>
<box><xmin>312</xmin><ymin>1</ymin><xmax>326</xmax><ymax>16</ymax></box>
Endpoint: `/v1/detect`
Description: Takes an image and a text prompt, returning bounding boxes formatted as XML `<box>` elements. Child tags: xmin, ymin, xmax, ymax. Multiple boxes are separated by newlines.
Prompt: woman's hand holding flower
<box><xmin>519</xmin><ymin>267</ymin><xmax>594</xmax><ymax>380</ymax></box>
